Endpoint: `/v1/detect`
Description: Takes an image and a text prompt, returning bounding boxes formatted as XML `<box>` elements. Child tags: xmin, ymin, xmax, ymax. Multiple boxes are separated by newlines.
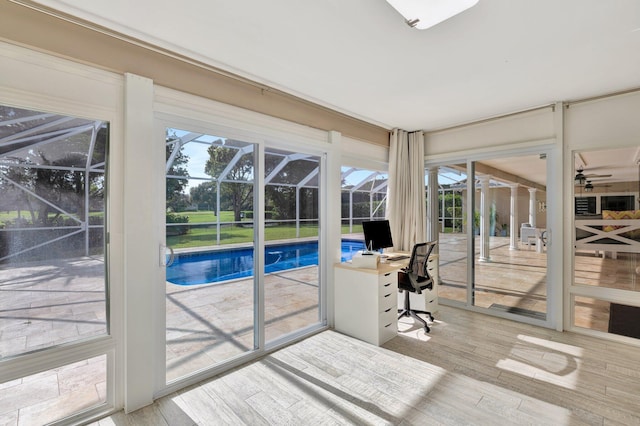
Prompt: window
<box><xmin>0</xmin><ymin>105</ymin><xmax>108</xmax><ymax>357</ymax></box>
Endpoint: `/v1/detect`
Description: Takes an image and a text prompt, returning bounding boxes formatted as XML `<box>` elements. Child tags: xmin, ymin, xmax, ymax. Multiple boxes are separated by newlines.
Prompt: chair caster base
<box><xmin>398</xmin><ymin>308</ymin><xmax>433</xmax><ymax>333</ymax></box>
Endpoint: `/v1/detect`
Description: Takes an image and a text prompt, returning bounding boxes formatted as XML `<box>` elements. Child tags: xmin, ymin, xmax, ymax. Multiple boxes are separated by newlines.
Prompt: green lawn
<box><xmin>0</xmin><ymin>211</ymin><xmax>104</xmax><ymax>227</ymax></box>
<box><xmin>1</xmin><ymin>209</ymin><xmax>359</xmax><ymax>249</ymax></box>
<box><xmin>166</xmin><ymin>211</ymin><xmax>360</xmax><ymax>249</ymax></box>
<box><xmin>179</xmin><ymin>211</ymin><xmax>226</xmax><ymax>223</ymax></box>
<box><xmin>167</xmin><ymin>224</ymin><xmax>325</xmax><ymax>248</ymax></box>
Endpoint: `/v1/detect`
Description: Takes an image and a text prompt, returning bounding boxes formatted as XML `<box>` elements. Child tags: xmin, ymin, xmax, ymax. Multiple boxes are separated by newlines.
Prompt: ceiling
<box><xmin>31</xmin><ymin>0</ymin><xmax>640</xmax><ymax>132</ymax></box>
<box><xmin>25</xmin><ymin>0</ymin><xmax>640</xmax><ymax>187</ymax></box>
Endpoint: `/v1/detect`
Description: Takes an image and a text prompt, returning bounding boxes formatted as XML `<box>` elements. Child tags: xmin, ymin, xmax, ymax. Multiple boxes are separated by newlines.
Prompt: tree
<box><xmin>190</xmin><ymin>181</ymin><xmax>217</xmax><ymax>211</ymax></box>
<box><xmin>205</xmin><ymin>142</ymin><xmax>254</xmax><ymax>223</ymax></box>
<box><xmin>1</xmin><ymin>129</ymin><xmax>107</xmax><ymax>227</ymax></box>
<box><xmin>264</xmin><ymin>156</ymin><xmax>320</xmax><ymax>220</ymax></box>
<box><xmin>166</xmin><ymin>133</ymin><xmax>190</xmax><ymax>212</ymax></box>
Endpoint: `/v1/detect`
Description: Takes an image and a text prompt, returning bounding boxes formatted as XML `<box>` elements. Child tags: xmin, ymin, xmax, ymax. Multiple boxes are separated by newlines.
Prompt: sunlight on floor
<box><xmin>495</xmin><ymin>334</ymin><xmax>583</xmax><ymax>391</ymax></box>
<box><xmin>397</xmin><ymin>317</ymin><xmax>434</xmax><ymax>342</ymax></box>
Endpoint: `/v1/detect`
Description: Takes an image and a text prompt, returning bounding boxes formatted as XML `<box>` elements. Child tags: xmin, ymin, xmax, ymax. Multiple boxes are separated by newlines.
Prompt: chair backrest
<box><xmin>406</xmin><ymin>241</ymin><xmax>437</xmax><ymax>282</ymax></box>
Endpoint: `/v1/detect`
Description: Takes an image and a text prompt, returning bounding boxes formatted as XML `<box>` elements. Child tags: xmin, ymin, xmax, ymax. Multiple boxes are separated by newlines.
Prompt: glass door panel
<box><xmin>572</xmin><ymin>147</ymin><xmax>640</xmax><ymax>338</ymax></box>
<box><xmin>437</xmin><ymin>163</ymin><xmax>469</xmax><ymax>304</ymax></box>
<box><xmin>164</xmin><ymin>128</ymin><xmax>256</xmax><ymax>383</ymax></box>
<box><xmin>0</xmin><ymin>105</ymin><xmax>109</xmax><ymax>356</ymax></box>
<box><xmin>0</xmin><ymin>105</ymin><xmax>109</xmax><ymax>420</ymax></box>
<box><xmin>264</xmin><ymin>148</ymin><xmax>321</xmax><ymax>343</ymax></box>
<box><xmin>472</xmin><ymin>155</ymin><xmax>548</xmax><ymax>320</ymax></box>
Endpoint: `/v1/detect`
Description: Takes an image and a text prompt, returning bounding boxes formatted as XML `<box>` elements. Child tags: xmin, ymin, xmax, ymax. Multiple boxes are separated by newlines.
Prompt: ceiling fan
<box><xmin>574</xmin><ymin>167</ymin><xmax>612</xmax><ymax>184</ymax></box>
<box><xmin>582</xmin><ymin>180</ymin><xmax>613</xmax><ymax>192</ymax></box>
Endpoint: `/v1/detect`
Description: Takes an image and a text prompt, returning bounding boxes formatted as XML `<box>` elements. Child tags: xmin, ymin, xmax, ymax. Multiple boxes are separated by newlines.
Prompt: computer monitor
<box><xmin>362</xmin><ymin>220</ymin><xmax>394</xmax><ymax>252</ymax></box>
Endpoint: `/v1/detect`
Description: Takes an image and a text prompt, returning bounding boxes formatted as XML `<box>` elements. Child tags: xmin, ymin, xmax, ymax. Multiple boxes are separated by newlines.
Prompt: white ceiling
<box><xmin>33</xmin><ymin>0</ymin><xmax>640</xmax><ymax>132</ymax></box>
<box><xmin>27</xmin><ymin>0</ymin><xmax>640</xmax><ymax>188</ymax></box>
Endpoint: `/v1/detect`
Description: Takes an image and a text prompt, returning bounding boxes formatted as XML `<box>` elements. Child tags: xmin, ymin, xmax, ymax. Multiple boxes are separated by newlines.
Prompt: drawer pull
<box><xmin>384</xmin><ymin>308</ymin><xmax>391</xmax><ymax>313</ymax></box>
<box><xmin>384</xmin><ymin>272</ymin><xmax>391</xmax><ymax>277</ymax></box>
<box><xmin>384</xmin><ymin>294</ymin><xmax>391</xmax><ymax>298</ymax></box>
<box><xmin>383</xmin><ymin>283</ymin><xmax>391</xmax><ymax>287</ymax></box>
<box><xmin>384</xmin><ymin>323</ymin><xmax>392</xmax><ymax>328</ymax></box>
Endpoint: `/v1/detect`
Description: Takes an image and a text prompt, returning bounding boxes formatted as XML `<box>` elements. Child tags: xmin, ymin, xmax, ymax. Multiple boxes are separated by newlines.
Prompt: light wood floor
<box><xmin>93</xmin><ymin>305</ymin><xmax>640</xmax><ymax>426</ymax></box>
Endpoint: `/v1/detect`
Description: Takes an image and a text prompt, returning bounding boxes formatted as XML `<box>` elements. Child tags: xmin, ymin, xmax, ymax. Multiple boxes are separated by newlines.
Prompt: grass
<box><xmin>1</xmin><ymin>209</ymin><xmax>361</xmax><ymax>249</ymax></box>
<box><xmin>167</xmin><ymin>224</ymin><xmax>324</xmax><ymax>248</ymax></box>
<box><xmin>166</xmin><ymin>211</ymin><xmax>360</xmax><ymax>249</ymax></box>
<box><xmin>0</xmin><ymin>211</ymin><xmax>105</xmax><ymax>227</ymax></box>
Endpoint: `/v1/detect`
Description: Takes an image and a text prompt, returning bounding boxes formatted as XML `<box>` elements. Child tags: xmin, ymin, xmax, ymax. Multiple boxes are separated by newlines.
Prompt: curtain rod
<box><xmin>565</xmin><ymin>86</ymin><xmax>640</xmax><ymax>107</ymax></box>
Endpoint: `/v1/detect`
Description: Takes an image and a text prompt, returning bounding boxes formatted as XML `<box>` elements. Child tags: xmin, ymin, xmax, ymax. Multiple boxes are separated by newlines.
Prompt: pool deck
<box><xmin>0</xmin><ymin>258</ymin><xmax>322</xmax><ymax>423</ymax></box>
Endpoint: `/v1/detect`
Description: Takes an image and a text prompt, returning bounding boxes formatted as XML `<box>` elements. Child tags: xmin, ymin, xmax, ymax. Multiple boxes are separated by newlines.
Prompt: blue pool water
<box><xmin>167</xmin><ymin>239</ymin><xmax>365</xmax><ymax>285</ymax></box>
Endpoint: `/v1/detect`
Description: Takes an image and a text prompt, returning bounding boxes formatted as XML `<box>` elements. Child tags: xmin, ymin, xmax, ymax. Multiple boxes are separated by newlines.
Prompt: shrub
<box><xmin>166</xmin><ymin>212</ymin><xmax>190</xmax><ymax>236</ymax></box>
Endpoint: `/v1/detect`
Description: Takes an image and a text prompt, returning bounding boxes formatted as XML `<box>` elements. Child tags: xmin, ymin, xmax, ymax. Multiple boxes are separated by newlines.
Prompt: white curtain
<box><xmin>387</xmin><ymin>129</ymin><xmax>426</xmax><ymax>252</ymax></box>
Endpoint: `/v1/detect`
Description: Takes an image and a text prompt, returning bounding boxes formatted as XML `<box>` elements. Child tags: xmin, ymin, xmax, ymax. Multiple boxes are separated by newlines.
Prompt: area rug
<box><xmin>608</xmin><ymin>303</ymin><xmax>640</xmax><ymax>339</ymax></box>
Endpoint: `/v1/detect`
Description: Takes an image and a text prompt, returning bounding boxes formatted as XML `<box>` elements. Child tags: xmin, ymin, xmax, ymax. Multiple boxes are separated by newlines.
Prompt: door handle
<box><xmin>160</xmin><ymin>244</ymin><xmax>175</xmax><ymax>267</ymax></box>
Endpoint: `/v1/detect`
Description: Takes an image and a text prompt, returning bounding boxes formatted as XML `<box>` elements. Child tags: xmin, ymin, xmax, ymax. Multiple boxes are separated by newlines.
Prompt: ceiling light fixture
<box><xmin>584</xmin><ymin>181</ymin><xmax>594</xmax><ymax>192</ymax></box>
<box><xmin>386</xmin><ymin>0</ymin><xmax>479</xmax><ymax>29</ymax></box>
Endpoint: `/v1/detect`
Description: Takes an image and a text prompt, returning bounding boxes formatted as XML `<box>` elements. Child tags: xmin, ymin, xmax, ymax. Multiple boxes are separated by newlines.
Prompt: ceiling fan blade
<box><xmin>584</xmin><ymin>173</ymin><xmax>612</xmax><ymax>178</ymax></box>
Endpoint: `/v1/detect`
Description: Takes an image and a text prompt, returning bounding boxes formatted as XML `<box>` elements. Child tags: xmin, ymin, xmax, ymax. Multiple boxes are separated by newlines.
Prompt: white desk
<box><xmin>334</xmin><ymin>261</ymin><xmax>404</xmax><ymax>346</ymax></box>
<box><xmin>334</xmin><ymin>254</ymin><xmax>440</xmax><ymax>345</ymax></box>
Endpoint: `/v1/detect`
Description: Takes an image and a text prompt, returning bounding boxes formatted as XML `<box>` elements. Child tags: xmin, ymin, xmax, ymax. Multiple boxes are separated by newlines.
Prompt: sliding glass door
<box><xmin>163</xmin><ymin>128</ymin><xmax>257</xmax><ymax>383</ymax></box>
<box><xmin>0</xmin><ymin>105</ymin><xmax>111</xmax><ymax>423</ymax></box>
<box><xmin>471</xmin><ymin>155</ymin><xmax>548</xmax><ymax>320</ymax></box>
<box><xmin>263</xmin><ymin>148</ymin><xmax>322</xmax><ymax>344</ymax></box>
<box><xmin>436</xmin><ymin>162</ymin><xmax>469</xmax><ymax>304</ymax></box>
<box><xmin>159</xmin><ymin>122</ymin><xmax>327</xmax><ymax>386</ymax></box>
<box><xmin>436</xmin><ymin>152</ymin><xmax>551</xmax><ymax>324</ymax></box>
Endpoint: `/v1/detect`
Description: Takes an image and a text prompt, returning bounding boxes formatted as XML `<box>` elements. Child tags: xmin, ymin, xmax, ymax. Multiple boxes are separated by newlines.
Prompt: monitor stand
<box><xmin>361</xmin><ymin>241</ymin><xmax>376</xmax><ymax>255</ymax></box>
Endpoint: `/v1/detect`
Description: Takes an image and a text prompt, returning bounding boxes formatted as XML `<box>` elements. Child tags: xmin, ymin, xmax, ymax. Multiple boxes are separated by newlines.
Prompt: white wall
<box><xmin>565</xmin><ymin>91</ymin><xmax>640</xmax><ymax>151</ymax></box>
<box><xmin>341</xmin><ymin>136</ymin><xmax>389</xmax><ymax>171</ymax></box>
<box><xmin>425</xmin><ymin>106</ymin><xmax>556</xmax><ymax>157</ymax></box>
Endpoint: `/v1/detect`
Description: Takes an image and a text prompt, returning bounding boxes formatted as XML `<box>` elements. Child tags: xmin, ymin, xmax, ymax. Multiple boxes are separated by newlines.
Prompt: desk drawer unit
<box><xmin>334</xmin><ymin>264</ymin><xmax>400</xmax><ymax>346</ymax></box>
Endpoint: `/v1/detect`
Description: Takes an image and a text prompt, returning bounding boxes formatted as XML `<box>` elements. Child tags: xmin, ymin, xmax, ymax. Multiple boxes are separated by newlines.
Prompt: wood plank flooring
<box><xmin>93</xmin><ymin>305</ymin><xmax>640</xmax><ymax>425</ymax></box>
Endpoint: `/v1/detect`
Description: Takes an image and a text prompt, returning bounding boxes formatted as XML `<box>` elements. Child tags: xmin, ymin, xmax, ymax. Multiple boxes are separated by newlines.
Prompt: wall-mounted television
<box><xmin>362</xmin><ymin>220</ymin><xmax>394</xmax><ymax>252</ymax></box>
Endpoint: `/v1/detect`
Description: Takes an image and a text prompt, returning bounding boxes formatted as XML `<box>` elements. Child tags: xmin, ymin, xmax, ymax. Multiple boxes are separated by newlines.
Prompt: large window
<box><xmin>0</xmin><ymin>105</ymin><xmax>109</xmax><ymax>421</ymax></box>
<box><xmin>572</xmin><ymin>147</ymin><xmax>640</xmax><ymax>338</ymax></box>
<box><xmin>0</xmin><ymin>105</ymin><xmax>108</xmax><ymax>356</ymax></box>
<box><xmin>340</xmin><ymin>167</ymin><xmax>388</xmax><ymax>234</ymax></box>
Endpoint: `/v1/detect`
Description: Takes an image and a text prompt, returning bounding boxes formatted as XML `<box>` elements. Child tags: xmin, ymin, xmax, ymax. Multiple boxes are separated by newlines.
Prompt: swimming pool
<box><xmin>167</xmin><ymin>239</ymin><xmax>365</xmax><ymax>285</ymax></box>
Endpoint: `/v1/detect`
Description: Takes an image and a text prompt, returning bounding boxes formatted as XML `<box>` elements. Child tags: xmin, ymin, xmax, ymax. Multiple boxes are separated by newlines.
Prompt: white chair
<box><xmin>520</xmin><ymin>223</ymin><xmax>536</xmax><ymax>244</ymax></box>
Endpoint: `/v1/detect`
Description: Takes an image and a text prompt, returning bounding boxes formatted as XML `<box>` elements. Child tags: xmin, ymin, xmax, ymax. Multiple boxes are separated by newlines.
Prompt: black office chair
<box><xmin>397</xmin><ymin>241</ymin><xmax>437</xmax><ymax>333</ymax></box>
